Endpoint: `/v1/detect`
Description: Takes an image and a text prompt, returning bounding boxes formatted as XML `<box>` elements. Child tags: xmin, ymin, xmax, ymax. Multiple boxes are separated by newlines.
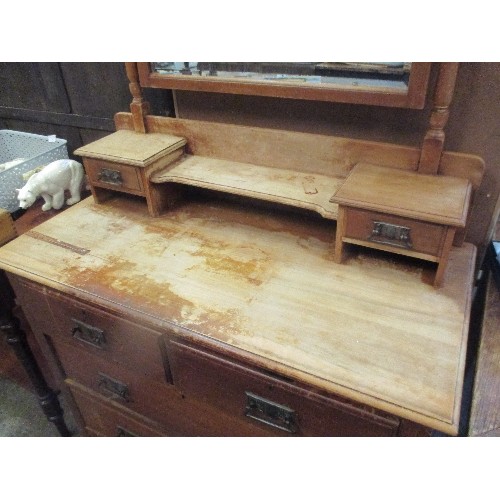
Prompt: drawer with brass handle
<box><xmin>84</xmin><ymin>158</ymin><xmax>143</xmax><ymax>194</ymax></box>
<box><xmin>68</xmin><ymin>380</ymin><xmax>166</xmax><ymax>437</ymax></box>
<box><xmin>331</xmin><ymin>164</ymin><xmax>471</xmax><ymax>287</ymax></box>
<box><xmin>167</xmin><ymin>339</ymin><xmax>400</xmax><ymax>436</ymax></box>
<box><xmin>44</xmin><ymin>290</ymin><xmax>171</xmax><ymax>385</ymax></box>
<box><xmin>49</xmin><ymin>335</ymin><xmax>181</xmax><ymax>428</ymax></box>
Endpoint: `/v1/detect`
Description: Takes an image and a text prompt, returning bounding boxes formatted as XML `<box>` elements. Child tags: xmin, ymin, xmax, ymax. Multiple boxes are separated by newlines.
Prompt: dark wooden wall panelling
<box><xmin>0</xmin><ymin>62</ymin><xmax>173</xmax><ymax>159</ymax></box>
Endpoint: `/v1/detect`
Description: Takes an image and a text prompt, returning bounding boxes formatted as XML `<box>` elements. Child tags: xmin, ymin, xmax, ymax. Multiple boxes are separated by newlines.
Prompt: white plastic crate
<box><xmin>0</xmin><ymin>130</ymin><xmax>68</xmax><ymax>212</ymax></box>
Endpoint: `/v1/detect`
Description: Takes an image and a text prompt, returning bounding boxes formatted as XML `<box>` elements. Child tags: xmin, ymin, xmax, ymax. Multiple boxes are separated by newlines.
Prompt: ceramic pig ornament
<box><xmin>17</xmin><ymin>159</ymin><xmax>84</xmax><ymax>211</ymax></box>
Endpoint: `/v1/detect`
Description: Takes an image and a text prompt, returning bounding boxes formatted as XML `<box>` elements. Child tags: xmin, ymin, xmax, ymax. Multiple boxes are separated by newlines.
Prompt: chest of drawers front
<box><xmin>10</xmin><ymin>276</ymin><xmax>427</xmax><ymax>437</ymax></box>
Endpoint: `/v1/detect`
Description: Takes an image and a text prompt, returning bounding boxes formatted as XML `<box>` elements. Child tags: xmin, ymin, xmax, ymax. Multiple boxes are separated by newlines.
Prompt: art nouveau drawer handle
<box><xmin>71</xmin><ymin>318</ymin><xmax>106</xmax><ymax>349</ymax></box>
<box><xmin>97</xmin><ymin>372</ymin><xmax>130</xmax><ymax>402</ymax></box>
<box><xmin>97</xmin><ymin>168</ymin><xmax>123</xmax><ymax>186</ymax></box>
<box><xmin>369</xmin><ymin>221</ymin><xmax>413</xmax><ymax>249</ymax></box>
<box><xmin>245</xmin><ymin>391</ymin><xmax>297</xmax><ymax>433</ymax></box>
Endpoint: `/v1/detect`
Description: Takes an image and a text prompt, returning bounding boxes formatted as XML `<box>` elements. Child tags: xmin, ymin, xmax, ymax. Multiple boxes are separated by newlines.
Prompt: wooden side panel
<box><xmin>469</xmin><ymin>274</ymin><xmax>500</xmax><ymax>436</ymax></box>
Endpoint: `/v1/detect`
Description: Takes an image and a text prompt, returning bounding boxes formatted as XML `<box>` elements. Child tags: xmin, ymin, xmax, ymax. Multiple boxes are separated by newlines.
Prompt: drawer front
<box><xmin>168</xmin><ymin>340</ymin><xmax>400</xmax><ymax>437</ymax></box>
<box><xmin>84</xmin><ymin>158</ymin><xmax>143</xmax><ymax>194</ymax></box>
<box><xmin>44</xmin><ymin>291</ymin><xmax>169</xmax><ymax>385</ymax></box>
<box><xmin>344</xmin><ymin>207</ymin><xmax>446</xmax><ymax>258</ymax></box>
<box><xmin>68</xmin><ymin>381</ymin><xmax>165</xmax><ymax>437</ymax></box>
<box><xmin>51</xmin><ymin>337</ymin><xmax>182</xmax><ymax>428</ymax></box>
<box><xmin>56</xmin><ymin>338</ymin><xmax>276</xmax><ymax>436</ymax></box>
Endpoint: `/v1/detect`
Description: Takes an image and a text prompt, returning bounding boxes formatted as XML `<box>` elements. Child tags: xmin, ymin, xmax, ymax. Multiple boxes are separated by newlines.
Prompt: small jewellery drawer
<box><xmin>167</xmin><ymin>340</ymin><xmax>400</xmax><ymax>436</ymax></box>
<box><xmin>44</xmin><ymin>292</ymin><xmax>169</xmax><ymax>385</ymax></box>
<box><xmin>344</xmin><ymin>208</ymin><xmax>447</xmax><ymax>259</ymax></box>
<box><xmin>68</xmin><ymin>380</ymin><xmax>165</xmax><ymax>437</ymax></box>
<box><xmin>84</xmin><ymin>158</ymin><xmax>143</xmax><ymax>194</ymax></box>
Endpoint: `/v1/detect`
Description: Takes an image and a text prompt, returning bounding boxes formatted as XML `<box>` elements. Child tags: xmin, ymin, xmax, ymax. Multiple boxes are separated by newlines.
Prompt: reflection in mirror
<box><xmin>137</xmin><ymin>62</ymin><xmax>431</xmax><ymax>108</ymax></box>
<box><xmin>152</xmin><ymin>62</ymin><xmax>412</xmax><ymax>91</ymax></box>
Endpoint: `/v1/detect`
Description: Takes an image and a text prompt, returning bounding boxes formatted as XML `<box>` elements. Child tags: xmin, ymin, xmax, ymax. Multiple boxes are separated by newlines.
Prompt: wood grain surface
<box><xmin>74</xmin><ymin>130</ymin><xmax>186</xmax><ymax>167</ymax></box>
<box><xmin>0</xmin><ymin>196</ymin><xmax>475</xmax><ymax>434</ymax></box>
<box><xmin>331</xmin><ymin>163</ymin><xmax>472</xmax><ymax>226</ymax></box>
<box><xmin>151</xmin><ymin>154</ymin><xmax>343</xmax><ymax>220</ymax></box>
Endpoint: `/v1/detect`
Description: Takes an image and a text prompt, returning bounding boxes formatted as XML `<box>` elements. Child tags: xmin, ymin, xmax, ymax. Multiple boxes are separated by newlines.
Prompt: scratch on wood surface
<box><xmin>26</xmin><ymin>230</ymin><xmax>90</xmax><ymax>255</ymax></box>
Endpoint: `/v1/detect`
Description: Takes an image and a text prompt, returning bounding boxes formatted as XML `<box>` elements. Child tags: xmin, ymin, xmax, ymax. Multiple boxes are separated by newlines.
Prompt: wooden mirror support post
<box><xmin>125</xmin><ymin>62</ymin><xmax>150</xmax><ymax>134</ymax></box>
<box><xmin>418</xmin><ymin>63</ymin><xmax>460</xmax><ymax>175</ymax></box>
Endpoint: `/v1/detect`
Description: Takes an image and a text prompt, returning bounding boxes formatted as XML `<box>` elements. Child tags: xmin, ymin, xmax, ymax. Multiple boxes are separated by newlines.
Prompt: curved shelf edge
<box><xmin>150</xmin><ymin>154</ymin><xmax>342</xmax><ymax>220</ymax></box>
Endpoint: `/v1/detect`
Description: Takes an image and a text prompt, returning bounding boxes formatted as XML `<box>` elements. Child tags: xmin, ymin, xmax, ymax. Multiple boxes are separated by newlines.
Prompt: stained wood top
<box><xmin>74</xmin><ymin>130</ymin><xmax>186</xmax><ymax>167</ymax></box>
<box><xmin>331</xmin><ymin>163</ymin><xmax>472</xmax><ymax>226</ymax></box>
<box><xmin>0</xmin><ymin>196</ymin><xmax>475</xmax><ymax>434</ymax></box>
<box><xmin>151</xmin><ymin>154</ymin><xmax>343</xmax><ymax>220</ymax></box>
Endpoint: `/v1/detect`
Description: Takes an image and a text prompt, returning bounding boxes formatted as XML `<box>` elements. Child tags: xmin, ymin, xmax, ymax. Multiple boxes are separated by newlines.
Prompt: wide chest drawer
<box><xmin>343</xmin><ymin>207</ymin><xmax>447</xmax><ymax>259</ymax></box>
<box><xmin>45</xmin><ymin>290</ymin><xmax>168</xmax><ymax>385</ymax></box>
<box><xmin>53</xmin><ymin>337</ymin><xmax>273</xmax><ymax>436</ymax></box>
<box><xmin>68</xmin><ymin>381</ymin><xmax>166</xmax><ymax>437</ymax></box>
<box><xmin>167</xmin><ymin>339</ymin><xmax>401</xmax><ymax>437</ymax></box>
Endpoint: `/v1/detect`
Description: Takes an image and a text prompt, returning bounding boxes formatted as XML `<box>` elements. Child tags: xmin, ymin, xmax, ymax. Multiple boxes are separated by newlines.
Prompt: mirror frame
<box><xmin>136</xmin><ymin>62</ymin><xmax>432</xmax><ymax>109</ymax></box>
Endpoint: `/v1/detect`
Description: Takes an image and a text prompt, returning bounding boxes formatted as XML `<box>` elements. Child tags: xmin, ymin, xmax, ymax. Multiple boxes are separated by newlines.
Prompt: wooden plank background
<box><xmin>0</xmin><ymin>63</ymin><xmax>174</xmax><ymax>161</ymax></box>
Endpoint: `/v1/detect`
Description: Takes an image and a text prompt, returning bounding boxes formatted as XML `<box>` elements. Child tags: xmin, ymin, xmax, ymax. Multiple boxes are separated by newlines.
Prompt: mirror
<box><xmin>137</xmin><ymin>62</ymin><xmax>432</xmax><ymax>109</ymax></box>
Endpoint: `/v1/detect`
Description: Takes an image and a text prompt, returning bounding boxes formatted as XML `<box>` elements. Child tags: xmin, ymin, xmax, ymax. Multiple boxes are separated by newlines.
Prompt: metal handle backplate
<box><xmin>97</xmin><ymin>372</ymin><xmax>130</xmax><ymax>402</ymax></box>
<box><xmin>369</xmin><ymin>221</ymin><xmax>413</xmax><ymax>249</ymax></box>
<box><xmin>71</xmin><ymin>318</ymin><xmax>106</xmax><ymax>349</ymax></box>
<box><xmin>97</xmin><ymin>168</ymin><xmax>123</xmax><ymax>186</ymax></box>
<box><xmin>245</xmin><ymin>392</ymin><xmax>297</xmax><ymax>433</ymax></box>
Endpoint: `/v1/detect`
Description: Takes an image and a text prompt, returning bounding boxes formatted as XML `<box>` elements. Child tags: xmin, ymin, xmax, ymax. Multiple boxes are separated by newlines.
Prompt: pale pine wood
<box><xmin>434</xmin><ymin>227</ymin><xmax>457</xmax><ymax>287</ymax></box>
<box><xmin>151</xmin><ymin>154</ymin><xmax>343</xmax><ymax>220</ymax></box>
<box><xmin>331</xmin><ymin>163</ymin><xmax>472</xmax><ymax>227</ymax></box>
<box><xmin>0</xmin><ymin>196</ymin><xmax>475</xmax><ymax>434</ymax></box>
<box><xmin>74</xmin><ymin>130</ymin><xmax>186</xmax><ymax>217</ymax></box>
<box><xmin>418</xmin><ymin>63</ymin><xmax>460</xmax><ymax>175</ymax></box>
<box><xmin>331</xmin><ymin>164</ymin><xmax>472</xmax><ymax>287</ymax></box>
<box><xmin>334</xmin><ymin>205</ymin><xmax>347</xmax><ymax>263</ymax></box>
<box><xmin>125</xmin><ymin>62</ymin><xmax>150</xmax><ymax>134</ymax></box>
<box><xmin>114</xmin><ymin>113</ymin><xmax>484</xmax><ymax>204</ymax></box>
<box><xmin>74</xmin><ymin>130</ymin><xmax>186</xmax><ymax>167</ymax></box>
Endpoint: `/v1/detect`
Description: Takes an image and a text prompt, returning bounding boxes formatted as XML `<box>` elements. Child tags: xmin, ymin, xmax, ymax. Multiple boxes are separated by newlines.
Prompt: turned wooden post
<box><xmin>125</xmin><ymin>62</ymin><xmax>150</xmax><ymax>134</ymax></box>
<box><xmin>418</xmin><ymin>63</ymin><xmax>460</xmax><ymax>175</ymax></box>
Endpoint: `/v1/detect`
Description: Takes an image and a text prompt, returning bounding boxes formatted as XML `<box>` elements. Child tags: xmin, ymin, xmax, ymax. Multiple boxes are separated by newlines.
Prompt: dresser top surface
<box><xmin>74</xmin><ymin>130</ymin><xmax>186</xmax><ymax>167</ymax></box>
<box><xmin>331</xmin><ymin>163</ymin><xmax>472</xmax><ymax>226</ymax></box>
<box><xmin>0</xmin><ymin>196</ymin><xmax>475</xmax><ymax>434</ymax></box>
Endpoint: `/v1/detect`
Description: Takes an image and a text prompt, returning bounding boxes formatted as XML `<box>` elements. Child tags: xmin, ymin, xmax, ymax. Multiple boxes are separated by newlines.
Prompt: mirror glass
<box><xmin>152</xmin><ymin>62</ymin><xmax>411</xmax><ymax>92</ymax></box>
<box><xmin>138</xmin><ymin>62</ymin><xmax>431</xmax><ymax>108</ymax></box>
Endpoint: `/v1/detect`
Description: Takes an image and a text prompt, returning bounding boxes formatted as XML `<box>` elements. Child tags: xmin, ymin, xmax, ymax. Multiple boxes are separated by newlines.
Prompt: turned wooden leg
<box><xmin>0</xmin><ymin>309</ymin><xmax>71</xmax><ymax>437</ymax></box>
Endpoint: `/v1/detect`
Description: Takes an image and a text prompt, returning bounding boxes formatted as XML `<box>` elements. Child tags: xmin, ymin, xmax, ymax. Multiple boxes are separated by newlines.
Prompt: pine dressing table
<box><xmin>0</xmin><ymin>63</ymin><xmax>486</xmax><ymax>436</ymax></box>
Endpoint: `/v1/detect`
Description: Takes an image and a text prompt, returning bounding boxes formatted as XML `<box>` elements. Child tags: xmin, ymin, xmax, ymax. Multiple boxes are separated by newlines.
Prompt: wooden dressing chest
<box><xmin>0</xmin><ymin>63</ymin><xmax>487</xmax><ymax>437</ymax></box>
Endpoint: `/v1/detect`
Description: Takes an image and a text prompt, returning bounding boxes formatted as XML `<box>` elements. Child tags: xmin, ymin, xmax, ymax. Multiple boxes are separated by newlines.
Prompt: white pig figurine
<box><xmin>17</xmin><ymin>159</ymin><xmax>84</xmax><ymax>211</ymax></box>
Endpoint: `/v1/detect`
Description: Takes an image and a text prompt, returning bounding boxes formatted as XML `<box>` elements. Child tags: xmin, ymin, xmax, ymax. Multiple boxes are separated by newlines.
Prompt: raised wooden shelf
<box><xmin>74</xmin><ymin>130</ymin><xmax>187</xmax><ymax>217</ymax></box>
<box><xmin>150</xmin><ymin>154</ymin><xmax>344</xmax><ymax>220</ymax></box>
<box><xmin>331</xmin><ymin>164</ymin><xmax>472</xmax><ymax>287</ymax></box>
